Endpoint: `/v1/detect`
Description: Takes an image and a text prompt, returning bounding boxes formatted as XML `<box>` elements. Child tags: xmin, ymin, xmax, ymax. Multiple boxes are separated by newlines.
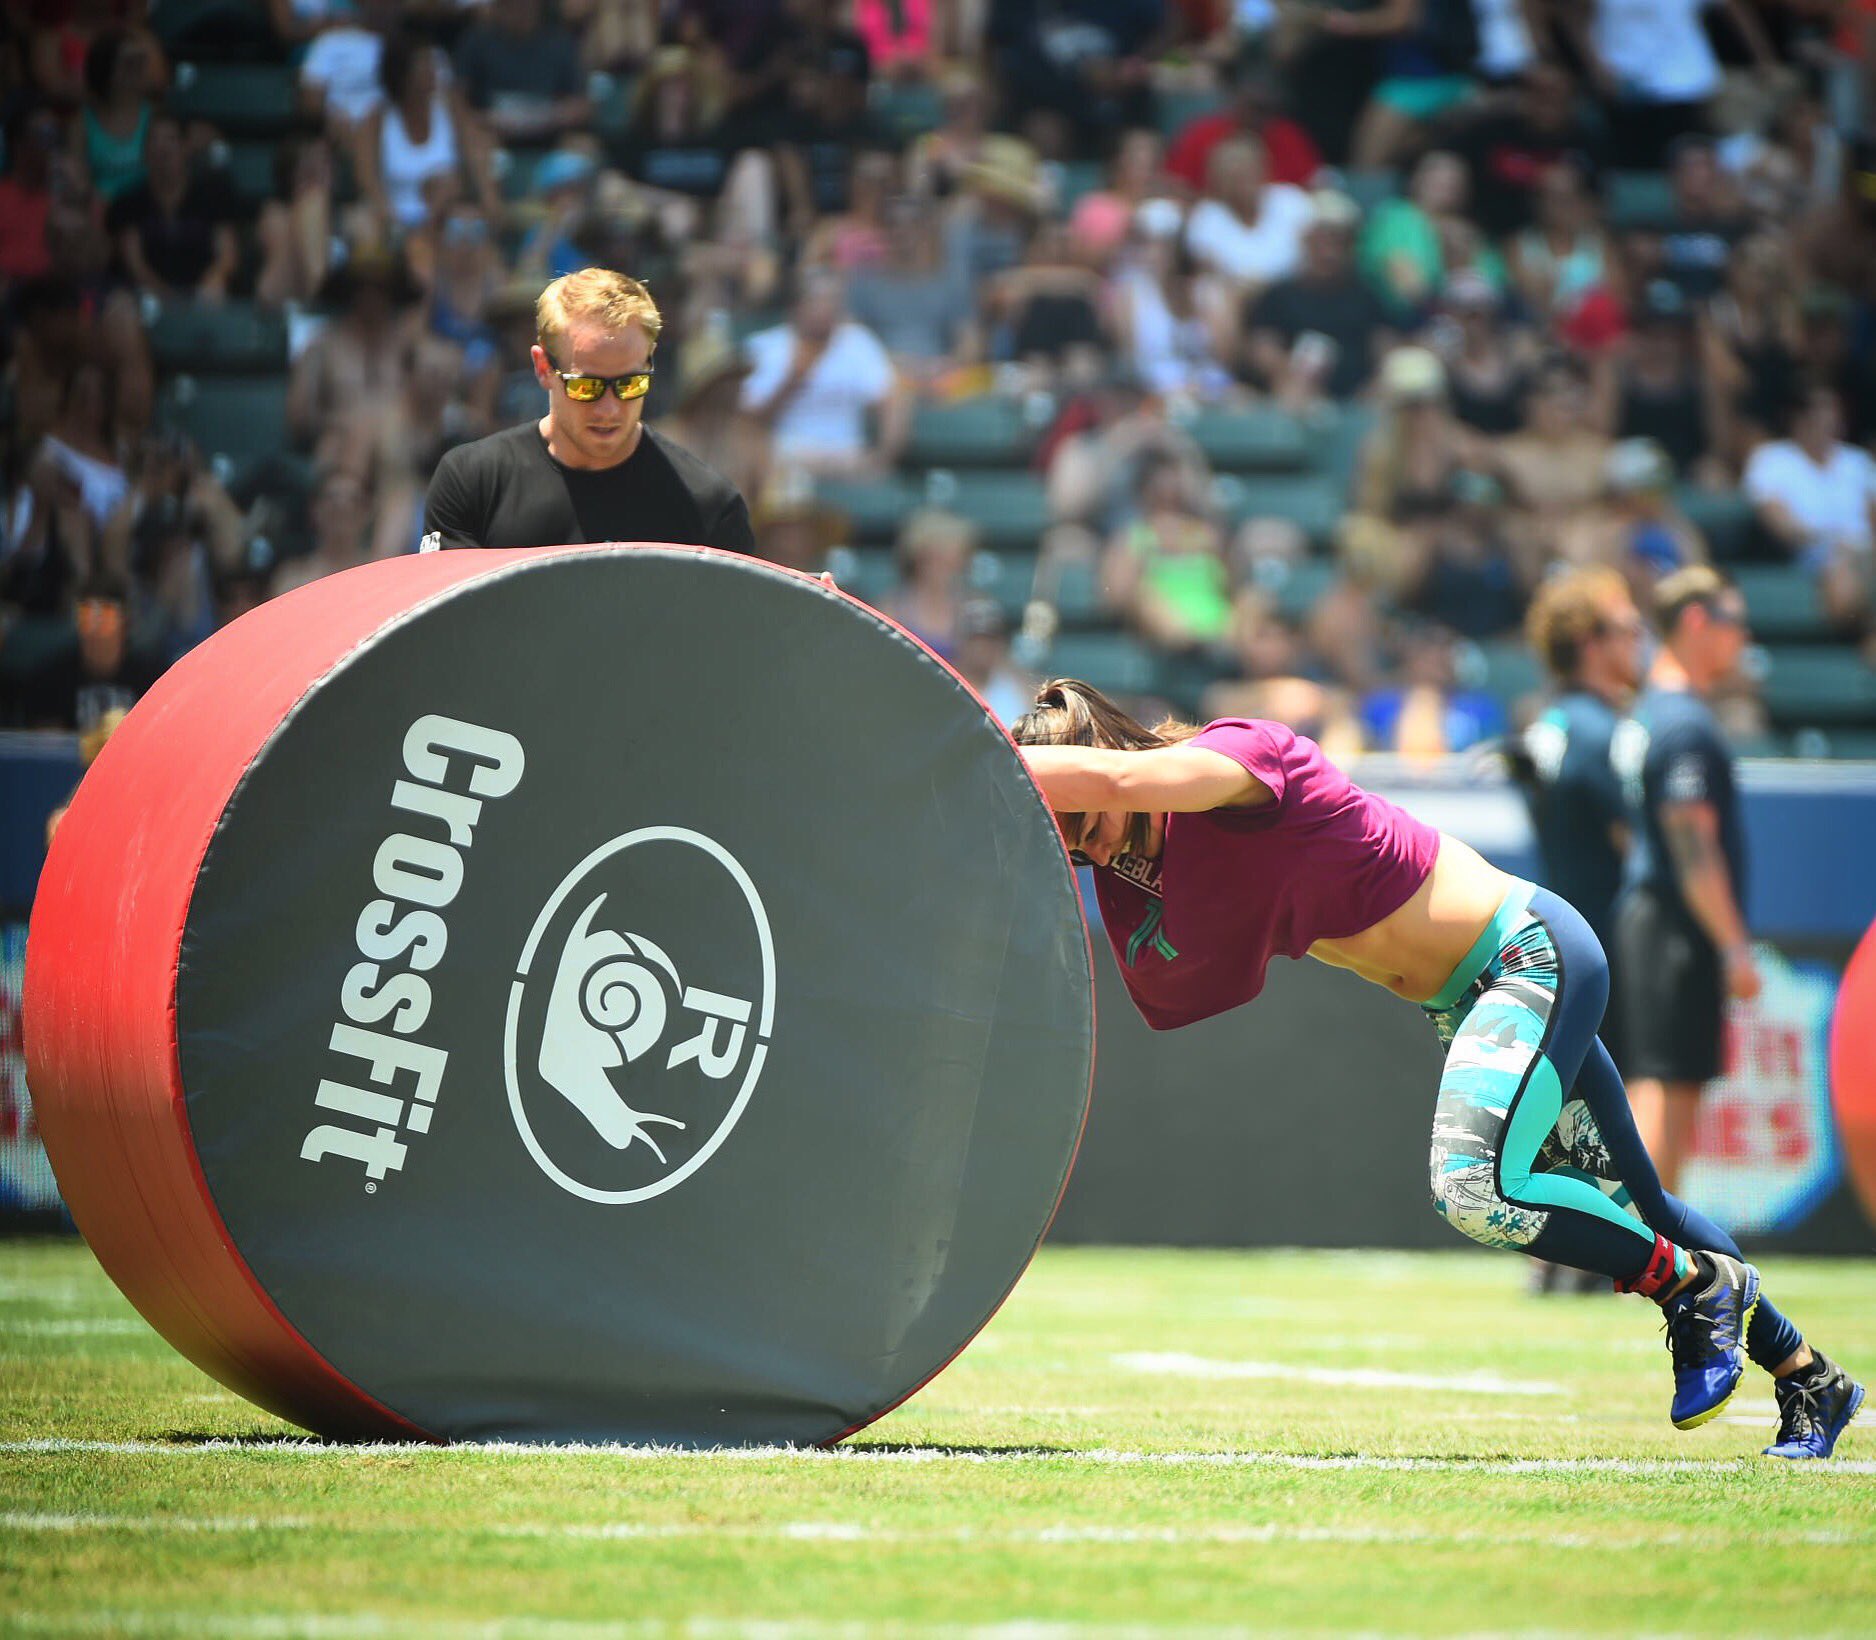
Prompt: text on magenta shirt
<box><xmin>1090</xmin><ymin>719</ymin><xmax>1441</xmax><ymax>1030</ymax></box>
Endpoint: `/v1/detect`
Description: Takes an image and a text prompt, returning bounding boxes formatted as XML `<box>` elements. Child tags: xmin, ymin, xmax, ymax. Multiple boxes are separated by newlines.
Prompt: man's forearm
<box><xmin>1665</xmin><ymin>816</ymin><xmax>1750</xmax><ymax>955</ymax></box>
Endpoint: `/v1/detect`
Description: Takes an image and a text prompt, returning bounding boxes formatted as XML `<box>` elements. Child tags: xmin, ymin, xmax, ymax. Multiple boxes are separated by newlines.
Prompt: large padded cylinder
<box><xmin>25</xmin><ymin>545</ymin><xmax>1094</xmax><ymax>1444</ymax></box>
<box><xmin>1831</xmin><ymin>917</ymin><xmax>1876</xmax><ymax>1233</ymax></box>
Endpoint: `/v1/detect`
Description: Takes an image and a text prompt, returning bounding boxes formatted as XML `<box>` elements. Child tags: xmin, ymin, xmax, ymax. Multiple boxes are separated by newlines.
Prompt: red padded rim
<box><xmin>1829</xmin><ymin>917</ymin><xmax>1876</xmax><ymax>1227</ymax></box>
<box><xmin>24</xmin><ymin>549</ymin><xmax>576</xmax><ymax>1438</ymax></box>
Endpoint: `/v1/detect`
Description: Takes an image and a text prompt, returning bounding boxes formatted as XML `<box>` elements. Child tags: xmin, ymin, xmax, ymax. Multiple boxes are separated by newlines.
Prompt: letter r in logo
<box><xmin>666</xmin><ymin>987</ymin><xmax>753</xmax><ymax>1079</ymax></box>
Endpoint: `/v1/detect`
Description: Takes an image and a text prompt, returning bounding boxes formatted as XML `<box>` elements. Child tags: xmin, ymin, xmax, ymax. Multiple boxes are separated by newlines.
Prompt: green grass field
<box><xmin>2</xmin><ymin>1239</ymin><xmax>1872</xmax><ymax>1638</ymax></box>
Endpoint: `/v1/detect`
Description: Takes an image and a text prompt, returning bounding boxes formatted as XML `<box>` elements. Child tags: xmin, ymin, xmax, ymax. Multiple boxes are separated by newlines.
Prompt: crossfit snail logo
<box><xmin>505</xmin><ymin>827</ymin><xmax>775</xmax><ymax>1204</ymax></box>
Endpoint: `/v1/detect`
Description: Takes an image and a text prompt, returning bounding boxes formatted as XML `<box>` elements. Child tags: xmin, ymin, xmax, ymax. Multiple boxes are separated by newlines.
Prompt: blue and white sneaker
<box><xmin>1662</xmin><ymin>1253</ymin><xmax>1759</xmax><ymax>1430</ymax></box>
<box><xmin>1763</xmin><ymin>1354</ymin><xmax>1865</xmax><ymax>1460</ymax></box>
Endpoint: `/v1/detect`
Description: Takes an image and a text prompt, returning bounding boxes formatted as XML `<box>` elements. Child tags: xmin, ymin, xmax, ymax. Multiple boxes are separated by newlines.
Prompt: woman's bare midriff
<box><xmin>1307</xmin><ymin>834</ymin><xmax>1517</xmax><ymax>1003</ymax></box>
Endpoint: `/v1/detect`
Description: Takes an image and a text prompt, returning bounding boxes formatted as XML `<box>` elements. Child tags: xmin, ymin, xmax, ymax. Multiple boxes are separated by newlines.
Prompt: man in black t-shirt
<box><xmin>1612</xmin><ymin>567</ymin><xmax>1756</xmax><ymax>1197</ymax></box>
<box><xmin>1447</xmin><ymin>65</ymin><xmax>1602</xmax><ymax>240</ymax></box>
<box><xmin>107</xmin><ymin>115</ymin><xmax>239</xmax><ymax>300</ymax></box>
<box><xmin>423</xmin><ymin>268</ymin><xmax>754</xmax><ymax>555</ymax></box>
<box><xmin>1241</xmin><ymin>197</ymin><xmax>1391</xmax><ymax>404</ymax></box>
<box><xmin>452</xmin><ymin>0</ymin><xmax>590</xmax><ymax>144</ymax></box>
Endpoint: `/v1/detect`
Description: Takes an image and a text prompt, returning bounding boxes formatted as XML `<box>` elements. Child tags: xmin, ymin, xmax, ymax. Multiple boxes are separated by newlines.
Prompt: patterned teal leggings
<box><xmin>1422</xmin><ymin>882</ymin><xmax>1747</xmax><ymax>1284</ymax></box>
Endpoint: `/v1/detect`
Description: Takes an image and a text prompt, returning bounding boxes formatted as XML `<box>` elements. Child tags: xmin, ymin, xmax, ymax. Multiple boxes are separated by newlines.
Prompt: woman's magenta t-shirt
<box><xmin>1089</xmin><ymin>719</ymin><xmax>1441</xmax><ymax>1030</ymax></box>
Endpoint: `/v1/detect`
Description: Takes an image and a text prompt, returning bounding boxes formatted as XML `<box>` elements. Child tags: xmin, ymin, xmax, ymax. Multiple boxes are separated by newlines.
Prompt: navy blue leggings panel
<box><xmin>1444</xmin><ymin>888</ymin><xmax>1802</xmax><ymax>1367</ymax></box>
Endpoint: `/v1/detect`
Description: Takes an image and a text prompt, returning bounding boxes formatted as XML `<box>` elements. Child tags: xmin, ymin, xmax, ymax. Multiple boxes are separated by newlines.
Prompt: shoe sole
<box><xmin>1760</xmin><ymin>1380</ymin><xmax>1866</xmax><ymax>1459</ymax></box>
<box><xmin>1673</xmin><ymin>1288</ymin><xmax>1759</xmax><ymax>1432</ymax></box>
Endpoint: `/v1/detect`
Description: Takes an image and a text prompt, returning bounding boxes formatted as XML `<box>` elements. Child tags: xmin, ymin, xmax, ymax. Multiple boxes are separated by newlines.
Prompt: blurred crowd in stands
<box><xmin>3</xmin><ymin>0</ymin><xmax>1876</xmax><ymax>758</ymax></box>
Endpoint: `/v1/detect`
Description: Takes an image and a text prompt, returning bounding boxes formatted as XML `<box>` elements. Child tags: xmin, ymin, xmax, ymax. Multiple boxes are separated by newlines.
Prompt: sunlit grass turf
<box><xmin>2</xmin><ymin>1239</ymin><xmax>1873</xmax><ymax>1638</ymax></box>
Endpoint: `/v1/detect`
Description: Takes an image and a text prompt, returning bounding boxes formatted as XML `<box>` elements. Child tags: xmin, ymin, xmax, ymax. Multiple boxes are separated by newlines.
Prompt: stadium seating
<box><xmin>872</xmin><ymin>81</ymin><xmax>944</xmax><ymax>144</ymax></box>
<box><xmin>1469</xmin><ymin>639</ymin><xmax>1544</xmax><ymax>709</ymax></box>
<box><xmin>1339</xmin><ymin>169</ymin><xmax>1402</xmax><ymax>214</ymax></box>
<box><xmin>1055</xmin><ymin>160</ymin><xmax>1106</xmax><ymax>211</ymax></box>
<box><xmin>1679</xmin><ymin>487</ymin><xmax>1758</xmax><ymax>561</ymax></box>
<box><xmin>1734</xmin><ymin>563</ymin><xmax>1831</xmax><ymax>644</ymax></box>
<box><xmin>1154</xmin><ymin>88</ymin><xmax>1224</xmax><ymax>136</ymax></box>
<box><xmin>1216</xmin><ymin>471</ymin><xmax>1346</xmax><ymax>545</ymax></box>
<box><xmin>811</xmin><ymin>475</ymin><xmax>918</xmax><ymax>544</ymax></box>
<box><xmin>1044</xmin><ymin>629</ymin><xmax>1162</xmax><ymax>696</ymax></box>
<box><xmin>1603</xmin><ymin>169</ymin><xmax>1675</xmax><ymax>229</ymax></box>
<box><xmin>905</xmin><ymin>398</ymin><xmax>1038</xmax><ymax>468</ymax></box>
<box><xmin>147</xmin><ymin>301</ymin><xmax>288</xmax><ymax>375</ymax></box>
<box><xmin>1180</xmin><ymin>405</ymin><xmax>1309</xmax><ymax>473</ymax></box>
<box><xmin>167</xmin><ymin>61</ymin><xmax>299</xmax><ymax>138</ymax></box>
<box><xmin>213</xmin><ymin>139</ymin><xmax>279</xmax><ymax>205</ymax></box>
<box><xmin>1043</xmin><ymin>555</ymin><xmax>1106</xmax><ymax>628</ymax></box>
<box><xmin>823</xmin><ymin>546</ymin><xmax>897</xmax><ymax>607</ymax></box>
<box><xmin>1263</xmin><ymin>556</ymin><xmax>1338</xmax><ymax>624</ymax></box>
<box><xmin>157</xmin><ymin>375</ymin><xmax>291</xmax><ymax>473</ymax></box>
<box><xmin>151</xmin><ymin>0</ymin><xmax>277</xmax><ymax>58</ymax></box>
<box><xmin>1760</xmin><ymin>646</ymin><xmax>1876</xmax><ymax>728</ymax></box>
<box><xmin>923</xmin><ymin>470</ymin><xmax>1054</xmax><ymax>552</ymax></box>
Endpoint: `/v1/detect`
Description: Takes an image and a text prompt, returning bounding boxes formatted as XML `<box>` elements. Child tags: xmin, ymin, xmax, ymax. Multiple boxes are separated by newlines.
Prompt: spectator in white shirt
<box><xmin>297</xmin><ymin>0</ymin><xmax>398</xmax><ymax>137</ymax></box>
<box><xmin>1744</xmin><ymin>384</ymin><xmax>1876</xmax><ymax>630</ymax></box>
<box><xmin>1183</xmin><ymin>134</ymin><xmax>1315</xmax><ymax>370</ymax></box>
<box><xmin>741</xmin><ymin>272</ymin><xmax>909</xmax><ymax>477</ymax></box>
<box><xmin>1568</xmin><ymin>0</ymin><xmax>1775</xmax><ymax>165</ymax></box>
<box><xmin>1184</xmin><ymin>134</ymin><xmax>1315</xmax><ymax>290</ymax></box>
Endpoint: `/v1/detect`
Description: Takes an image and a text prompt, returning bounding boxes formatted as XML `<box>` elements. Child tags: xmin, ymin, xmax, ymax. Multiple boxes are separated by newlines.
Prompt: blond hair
<box><xmin>1011</xmin><ymin>679</ymin><xmax>1196</xmax><ymax>859</ymax></box>
<box><xmin>536</xmin><ymin>268</ymin><xmax>663</xmax><ymax>359</ymax></box>
<box><xmin>1525</xmin><ymin>566</ymin><xmax>1632</xmax><ymax>683</ymax></box>
<box><xmin>1653</xmin><ymin>563</ymin><xmax>1732</xmax><ymax>637</ymax></box>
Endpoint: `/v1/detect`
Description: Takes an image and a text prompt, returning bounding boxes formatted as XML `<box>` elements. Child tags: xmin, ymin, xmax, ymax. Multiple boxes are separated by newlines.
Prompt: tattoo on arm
<box><xmin>1663</xmin><ymin>812</ymin><xmax>1720</xmax><ymax>880</ymax></box>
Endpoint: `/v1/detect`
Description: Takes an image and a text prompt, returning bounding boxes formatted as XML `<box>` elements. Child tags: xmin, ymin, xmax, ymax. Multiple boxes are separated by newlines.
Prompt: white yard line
<box><xmin>4</xmin><ymin>1438</ymin><xmax>1873</xmax><ymax>1475</ymax></box>
<box><xmin>2</xmin><ymin>1509</ymin><xmax>1864</xmax><ymax>1550</ymax></box>
<box><xmin>2</xmin><ymin>1319</ymin><xmax>155</xmax><ymax>1336</ymax></box>
<box><xmin>0</xmin><ymin>1615</ymin><xmax>1503</xmax><ymax>1640</ymax></box>
<box><xmin>1114</xmin><ymin>1352</ymin><xmax>1565</xmax><ymax>1396</ymax></box>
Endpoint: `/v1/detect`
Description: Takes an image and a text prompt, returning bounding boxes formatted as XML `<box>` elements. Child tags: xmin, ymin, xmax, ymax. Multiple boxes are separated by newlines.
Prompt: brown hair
<box><xmin>1010</xmin><ymin>679</ymin><xmax>1196</xmax><ymax>858</ymax></box>
<box><xmin>1525</xmin><ymin>566</ymin><xmax>1631</xmax><ymax>683</ymax></box>
<box><xmin>1652</xmin><ymin>563</ymin><xmax>1732</xmax><ymax>637</ymax></box>
<box><xmin>536</xmin><ymin>268</ymin><xmax>663</xmax><ymax>360</ymax></box>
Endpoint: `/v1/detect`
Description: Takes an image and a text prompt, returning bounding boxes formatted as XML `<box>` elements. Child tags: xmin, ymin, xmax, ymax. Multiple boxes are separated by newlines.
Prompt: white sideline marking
<box><xmin>4</xmin><ymin>1319</ymin><xmax>153</xmax><ymax>1337</ymax></box>
<box><xmin>1114</xmin><ymin>1352</ymin><xmax>1566</xmax><ymax>1397</ymax></box>
<box><xmin>0</xmin><ymin>1281</ymin><xmax>99</xmax><ymax>1306</ymax></box>
<box><xmin>0</xmin><ymin>1617</ymin><xmax>1479</xmax><ymax>1640</ymax></box>
<box><xmin>3</xmin><ymin>1510</ymin><xmax>1863</xmax><ymax>1550</ymax></box>
<box><xmin>2</xmin><ymin>1511</ymin><xmax>313</xmax><ymax>1534</ymax></box>
<box><xmin>4</xmin><ymin>1438</ymin><xmax>1874</xmax><ymax>1475</ymax></box>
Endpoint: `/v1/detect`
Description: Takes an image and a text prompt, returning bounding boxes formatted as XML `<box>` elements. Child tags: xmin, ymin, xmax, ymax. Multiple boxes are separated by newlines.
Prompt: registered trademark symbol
<box><xmin>365</xmin><ymin>1182</ymin><xmax>377</xmax><ymax>1194</ymax></box>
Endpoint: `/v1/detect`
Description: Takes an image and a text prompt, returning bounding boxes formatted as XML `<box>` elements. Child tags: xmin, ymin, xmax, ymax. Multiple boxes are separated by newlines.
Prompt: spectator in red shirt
<box><xmin>0</xmin><ymin>107</ymin><xmax>64</xmax><ymax>287</ymax></box>
<box><xmin>1164</xmin><ymin>63</ymin><xmax>1322</xmax><ymax>195</ymax></box>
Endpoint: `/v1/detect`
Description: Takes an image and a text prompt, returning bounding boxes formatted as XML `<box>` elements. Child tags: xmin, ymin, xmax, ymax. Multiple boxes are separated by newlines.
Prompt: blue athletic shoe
<box><xmin>1763</xmin><ymin>1354</ymin><xmax>1865</xmax><ymax>1460</ymax></box>
<box><xmin>1662</xmin><ymin>1253</ymin><xmax>1759</xmax><ymax>1430</ymax></box>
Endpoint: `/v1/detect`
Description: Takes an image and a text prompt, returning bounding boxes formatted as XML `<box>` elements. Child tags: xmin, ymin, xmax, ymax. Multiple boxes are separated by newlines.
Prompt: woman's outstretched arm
<box><xmin>1017</xmin><ymin>743</ymin><xmax>1275</xmax><ymax>815</ymax></box>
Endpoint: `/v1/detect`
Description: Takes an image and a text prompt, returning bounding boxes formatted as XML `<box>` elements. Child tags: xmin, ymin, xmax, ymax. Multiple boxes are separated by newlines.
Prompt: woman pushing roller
<box><xmin>1013</xmin><ymin>680</ymin><xmax>1863</xmax><ymax>1459</ymax></box>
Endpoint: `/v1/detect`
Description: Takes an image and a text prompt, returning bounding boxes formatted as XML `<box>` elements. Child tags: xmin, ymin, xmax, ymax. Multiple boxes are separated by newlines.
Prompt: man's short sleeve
<box><xmin>422</xmin><ymin>447</ymin><xmax>484</xmax><ymax>549</ymax></box>
<box><xmin>1662</xmin><ymin>750</ymin><xmax>1712</xmax><ymax>804</ymax></box>
<box><xmin>1188</xmin><ymin>718</ymin><xmax>1289</xmax><ymax>806</ymax></box>
<box><xmin>707</xmin><ymin>490</ymin><xmax>756</xmax><ymax>555</ymax></box>
<box><xmin>1651</xmin><ymin>720</ymin><xmax>1721</xmax><ymax>808</ymax></box>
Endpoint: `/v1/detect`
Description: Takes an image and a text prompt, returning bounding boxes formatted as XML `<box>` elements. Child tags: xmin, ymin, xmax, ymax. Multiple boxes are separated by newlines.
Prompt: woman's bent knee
<box><xmin>1429</xmin><ymin>1148</ymin><xmax>1550</xmax><ymax>1250</ymax></box>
